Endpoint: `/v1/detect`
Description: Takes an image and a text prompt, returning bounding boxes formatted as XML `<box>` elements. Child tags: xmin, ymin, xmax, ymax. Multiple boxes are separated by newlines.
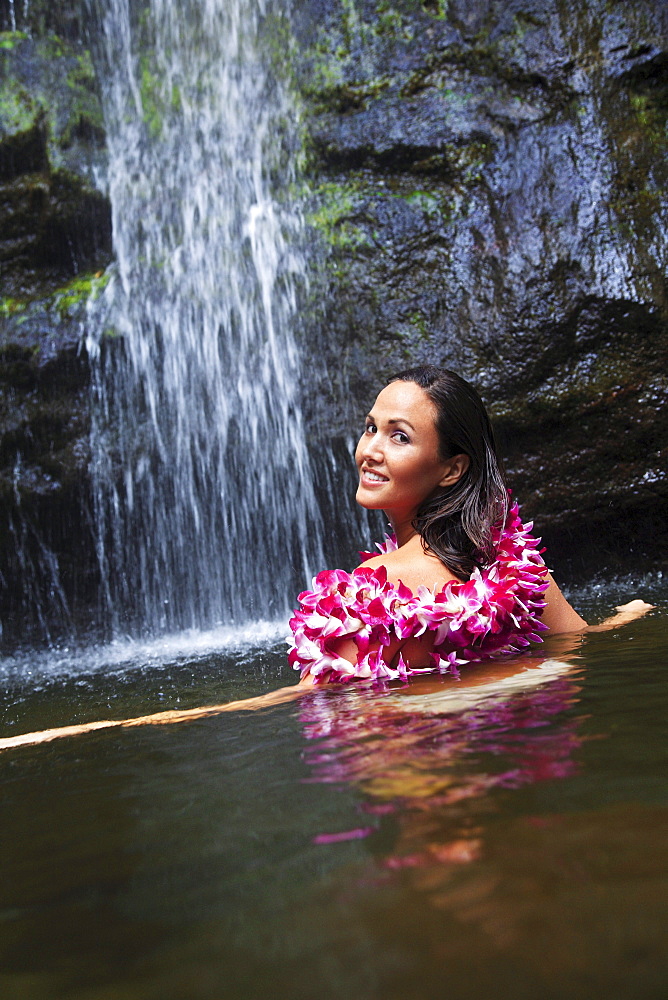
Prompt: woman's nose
<box><xmin>360</xmin><ymin>432</ymin><xmax>383</xmax><ymax>463</ymax></box>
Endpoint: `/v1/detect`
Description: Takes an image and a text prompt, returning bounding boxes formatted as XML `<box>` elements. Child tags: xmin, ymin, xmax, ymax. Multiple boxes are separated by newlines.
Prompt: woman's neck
<box><xmin>387</xmin><ymin>513</ymin><xmax>419</xmax><ymax>549</ymax></box>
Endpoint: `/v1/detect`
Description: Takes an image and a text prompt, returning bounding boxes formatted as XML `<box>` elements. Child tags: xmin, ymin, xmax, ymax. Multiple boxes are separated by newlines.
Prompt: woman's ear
<box><xmin>439</xmin><ymin>453</ymin><xmax>470</xmax><ymax>487</ymax></box>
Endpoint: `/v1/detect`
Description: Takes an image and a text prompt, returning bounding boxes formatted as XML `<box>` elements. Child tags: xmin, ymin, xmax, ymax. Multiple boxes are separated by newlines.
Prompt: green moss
<box><xmin>0</xmin><ymin>297</ymin><xmax>28</xmax><ymax>318</ymax></box>
<box><xmin>307</xmin><ymin>52</ymin><xmax>345</xmax><ymax>100</ymax></box>
<box><xmin>139</xmin><ymin>58</ymin><xmax>162</xmax><ymax>139</ymax></box>
<box><xmin>307</xmin><ymin>179</ymin><xmax>374</xmax><ymax>249</ymax></box>
<box><xmin>0</xmin><ymin>31</ymin><xmax>29</xmax><ymax>50</ymax></box>
<box><xmin>59</xmin><ymin>53</ymin><xmax>105</xmax><ymax>146</ymax></box>
<box><xmin>629</xmin><ymin>92</ymin><xmax>668</xmax><ymax>146</ymax></box>
<box><xmin>41</xmin><ymin>34</ymin><xmax>67</xmax><ymax>60</ymax></box>
<box><xmin>341</xmin><ymin>0</ymin><xmax>372</xmax><ymax>50</ymax></box>
<box><xmin>0</xmin><ymin>34</ymin><xmax>105</xmax><ymax>160</ymax></box>
<box><xmin>373</xmin><ymin>2</ymin><xmax>414</xmax><ymax>40</ymax></box>
<box><xmin>138</xmin><ymin>54</ymin><xmax>182</xmax><ymax>139</ymax></box>
<box><xmin>51</xmin><ymin>271</ymin><xmax>110</xmax><ymax>318</ymax></box>
<box><xmin>420</xmin><ymin>0</ymin><xmax>448</xmax><ymax>20</ymax></box>
<box><xmin>392</xmin><ymin>189</ymin><xmax>442</xmax><ymax>216</ymax></box>
<box><xmin>0</xmin><ymin>81</ymin><xmax>39</xmax><ymax>135</ymax></box>
<box><xmin>407</xmin><ymin>310</ymin><xmax>428</xmax><ymax>336</ymax></box>
<box><xmin>263</xmin><ymin>8</ymin><xmax>299</xmax><ymax>79</ymax></box>
<box><xmin>1</xmin><ymin>272</ymin><xmax>111</xmax><ymax>327</ymax></box>
<box><xmin>299</xmin><ymin>1</ymin><xmax>395</xmax><ymax>110</ymax></box>
<box><xmin>308</xmin><ymin>181</ymin><xmax>357</xmax><ymax>227</ymax></box>
<box><xmin>65</xmin><ymin>50</ymin><xmax>98</xmax><ymax>102</ymax></box>
<box><xmin>607</xmin><ymin>84</ymin><xmax>667</xmax><ymax>253</ymax></box>
<box><xmin>375</xmin><ymin>2</ymin><xmax>403</xmax><ymax>35</ymax></box>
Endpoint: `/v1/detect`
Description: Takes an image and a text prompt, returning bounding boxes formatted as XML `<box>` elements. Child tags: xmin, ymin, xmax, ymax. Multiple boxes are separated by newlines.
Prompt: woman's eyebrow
<box><xmin>365</xmin><ymin>413</ymin><xmax>416</xmax><ymax>432</ymax></box>
<box><xmin>388</xmin><ymin>417</ymin><xmax>416</xmax><ymax>431</ymax></box>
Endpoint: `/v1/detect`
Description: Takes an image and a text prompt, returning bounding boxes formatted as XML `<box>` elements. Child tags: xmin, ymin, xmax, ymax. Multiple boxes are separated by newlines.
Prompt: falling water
<box><xmin>86</xmin><ymin>0</ymin><xmax>323</xmax><ymax>636</ymax></box>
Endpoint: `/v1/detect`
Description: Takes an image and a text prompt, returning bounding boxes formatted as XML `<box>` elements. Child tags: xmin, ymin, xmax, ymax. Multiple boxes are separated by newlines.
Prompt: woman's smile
<box><xmin>360</xmin><ymin>467</ymin><xmax>389</xmax><ymax>485</ymax></box>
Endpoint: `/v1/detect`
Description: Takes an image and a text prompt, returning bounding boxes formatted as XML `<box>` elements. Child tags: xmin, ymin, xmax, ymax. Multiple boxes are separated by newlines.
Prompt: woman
<box><xmin>0</xmin><ymin>367</ymin><xmax>651</xmax><ymax>751</ymax></box>
<box><xmin>290</xmin><ymin>366</ymin><xmax>649</xmax><ymax>687</ymax></box>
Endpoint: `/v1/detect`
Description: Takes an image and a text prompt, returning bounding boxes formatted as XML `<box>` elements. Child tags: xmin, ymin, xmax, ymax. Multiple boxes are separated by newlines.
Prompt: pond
<box><xmin>0</xmin><ymin>578</ymin><xmax>666</xmax><ymax>1000</ymax></box>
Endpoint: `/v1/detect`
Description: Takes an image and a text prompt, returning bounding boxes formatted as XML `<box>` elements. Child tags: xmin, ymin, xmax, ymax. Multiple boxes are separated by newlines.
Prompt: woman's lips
<box><xmin>360</xmin><ymin>468</ymin><xmax>389</xmax><ymax>486</ymax></box>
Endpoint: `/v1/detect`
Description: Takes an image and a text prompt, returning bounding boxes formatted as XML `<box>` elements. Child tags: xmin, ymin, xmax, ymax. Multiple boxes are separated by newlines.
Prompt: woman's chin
<box><xmin>355</xmin><ymin>486</ymin><xmax>383</xmax><ymax>510</ymax></box>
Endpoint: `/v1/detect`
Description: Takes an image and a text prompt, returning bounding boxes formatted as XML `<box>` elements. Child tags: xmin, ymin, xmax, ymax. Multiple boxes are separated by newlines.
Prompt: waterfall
<box><xmin>86</xmin><ymin>0</ymin><xmax>324</xmax><ymax>636</ymax></box>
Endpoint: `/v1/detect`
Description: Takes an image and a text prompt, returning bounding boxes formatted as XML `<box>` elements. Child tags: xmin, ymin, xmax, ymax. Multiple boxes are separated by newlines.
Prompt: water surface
<box><xmin>0</xmin><ymin>582</ymin><xmax>665</xmax><ymax>1000</ymax></box>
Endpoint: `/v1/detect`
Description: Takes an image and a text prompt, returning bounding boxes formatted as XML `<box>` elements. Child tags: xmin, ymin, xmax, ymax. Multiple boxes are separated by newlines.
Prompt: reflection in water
<box><xmin>300</xmin><ymin>659</ymin><xmax>585</xmax><ymax>874</ymax></box>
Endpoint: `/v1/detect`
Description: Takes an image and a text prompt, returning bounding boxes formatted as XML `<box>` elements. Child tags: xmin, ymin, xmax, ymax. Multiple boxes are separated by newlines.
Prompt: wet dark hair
<box><xmin>388</xmin><ymin>365</ymin><xmax>507</xmax><ymax>579</ymax></box>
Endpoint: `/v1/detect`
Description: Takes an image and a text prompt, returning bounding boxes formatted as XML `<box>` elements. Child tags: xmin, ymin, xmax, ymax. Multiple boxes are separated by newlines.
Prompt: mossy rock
<box><xmin>0</xmin><ymin>33</ymin><xmax>105</xmax><ymax>166</ymax></box>
<box><xmin>0</xmin><ymin>261</ymin><xmax>109</xmax><ymax>643</ymax></box>
<box><xmin>0</xmin><ymin>31</ymin><xmax>111</xmax><ymax>297</ymax></box>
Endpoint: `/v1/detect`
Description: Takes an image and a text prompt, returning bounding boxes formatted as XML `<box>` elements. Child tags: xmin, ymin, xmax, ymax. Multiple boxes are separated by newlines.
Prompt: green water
<box><xmin>0</xmin><ymin>587</ymin><xmax>666</xmax><ymax>1000</ymax></box>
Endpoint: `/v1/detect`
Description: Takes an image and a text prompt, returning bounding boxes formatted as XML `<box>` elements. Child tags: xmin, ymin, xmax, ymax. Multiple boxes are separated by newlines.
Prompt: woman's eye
<box><xmin>365</xmin><ymin>423</ymin><xmax>377</xmax><ymax>434</ymax></box>
<box><xmin>393</xmin><ymin>431</ymin><xmax>410</xmax><ymax>444</ymax></box>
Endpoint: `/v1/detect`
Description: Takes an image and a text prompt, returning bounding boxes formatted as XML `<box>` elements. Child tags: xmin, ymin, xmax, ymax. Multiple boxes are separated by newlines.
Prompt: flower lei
<box><xmin>287</xmin><ymin>501</ymin><xmax>550</xmax><ymax>686</ymax></box>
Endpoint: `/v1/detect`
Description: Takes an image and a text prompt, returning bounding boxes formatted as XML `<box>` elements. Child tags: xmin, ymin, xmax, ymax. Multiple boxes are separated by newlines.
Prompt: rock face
<box><xmin>293</xmin><ymin>0</ymin><xmax>668</xmax><ymax>574</ymax></box>
<box><xmin>0</xmin><ymin>1</ymin><xmax>111</xmax><ymax>643</ymax></box>
<box><xmin>1</xmin><ymin>0</ymin><xmax>667</xmax><ymax>643</ymax></box>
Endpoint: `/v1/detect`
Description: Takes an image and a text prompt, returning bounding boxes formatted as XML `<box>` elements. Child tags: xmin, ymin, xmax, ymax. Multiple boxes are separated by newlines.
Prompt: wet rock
<box><xmin>294</xmin><ymin>0</ymin><xmax>668</xmax><ymax>571</ymax></box>
<box><xmin>0</xmin><ymin>31</ymin><xmax>110</xmax><ymax>296</ymax></box>
<box><xmin>0</xmin><ymin>5</ymin><xmax>110</xmax><ymax>642</ymax></box>
<box><xmin>0</xmin><ymin>276</ymin><xmax>108</xmax><ymax>645</ymax></box>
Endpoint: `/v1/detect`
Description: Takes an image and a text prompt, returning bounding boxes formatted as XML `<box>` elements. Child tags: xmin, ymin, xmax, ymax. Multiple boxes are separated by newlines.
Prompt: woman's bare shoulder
<box><xmin>359</xmin><ymin>543</ymin><xmax>459</xmax><ymax>593</ymax></box>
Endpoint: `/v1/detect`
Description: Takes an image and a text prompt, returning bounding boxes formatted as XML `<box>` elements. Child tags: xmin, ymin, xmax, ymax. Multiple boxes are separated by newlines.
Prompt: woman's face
<box><xmin>355</xmin><ymin>380</ymin><xmax>461</xmax><ymax>522</ymax></box>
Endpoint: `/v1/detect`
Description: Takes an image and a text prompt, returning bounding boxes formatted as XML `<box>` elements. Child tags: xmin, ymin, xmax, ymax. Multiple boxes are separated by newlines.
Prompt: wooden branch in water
<box><xmin>0</xmin><ymin>685</ymin><xmax>308</xmax><ymax>752</ymax></box>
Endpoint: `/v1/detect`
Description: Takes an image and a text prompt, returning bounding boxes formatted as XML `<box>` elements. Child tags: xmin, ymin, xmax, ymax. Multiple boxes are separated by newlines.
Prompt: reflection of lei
<box><xmin>300</xmin><ymin>674</ymin><xmax>581</xmax><ymax>794</ymax></box>
<box><xmin>287</xmin><ymin>500</ymin><xmax>550</xmax><ymax>685</ymax></box>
